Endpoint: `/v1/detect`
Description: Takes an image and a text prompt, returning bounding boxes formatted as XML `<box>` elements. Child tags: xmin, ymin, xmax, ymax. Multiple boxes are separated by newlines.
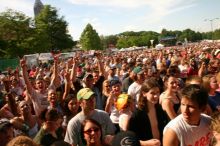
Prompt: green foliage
<box><xmin>0</xmin><ymin>9</ymin><xmax>33</xmax><ymax>58</ymax></box>
<box><xmin>100</xmin><ymin>35</ymin><xmax>118</xmax><ymax>49</ymax></box>
<box><xmin>0</xmin><ymin>6</ymin><xmax>75</xmax><ymax>58</ymax></box>
<box><xmin>35</xmin><ymin>5</ymin><xmax>75</xmax><ymax>52</ymax></box>
<box><xmin>213</xmin><ymin>29</ymin><xmax>220</xmax><ymax>40</ymax></box>
<box><xmin>80</xmin><ymin>23</ymin><xmax>102</xmax><ymax>50</ymax></box>
<box><xmin>115</xmin><ymin>31</ymin><xmax>159</xmax><ymax>48</ymax></box>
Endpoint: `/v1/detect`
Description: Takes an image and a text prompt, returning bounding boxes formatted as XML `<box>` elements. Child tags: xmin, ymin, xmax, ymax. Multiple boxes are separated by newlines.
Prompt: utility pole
<box><xmin>204</xmin><ymin>18</ymin><xmax>219</xmax><ymax>40</ymax></box>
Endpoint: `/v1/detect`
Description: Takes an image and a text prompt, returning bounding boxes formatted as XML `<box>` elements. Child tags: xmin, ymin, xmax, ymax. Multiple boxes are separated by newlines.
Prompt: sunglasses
<box><xmin>84</xmin><ymin>127</ymin><xmax>100</xmax><ymax>134</ymax></box>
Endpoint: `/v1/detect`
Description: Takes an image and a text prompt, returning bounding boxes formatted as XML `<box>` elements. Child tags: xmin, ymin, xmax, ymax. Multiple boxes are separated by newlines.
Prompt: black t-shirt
<box><xmin>128</xmin><ymin>104</ymin><xmax>168</xmax><ymax>141</ymax></box>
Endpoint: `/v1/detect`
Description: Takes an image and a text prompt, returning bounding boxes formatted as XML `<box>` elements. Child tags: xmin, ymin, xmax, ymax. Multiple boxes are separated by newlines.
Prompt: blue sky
<box><xmin>0</xmin><ymin>0</ymin><xmax>220</xmax><ymax>40</ymax></box>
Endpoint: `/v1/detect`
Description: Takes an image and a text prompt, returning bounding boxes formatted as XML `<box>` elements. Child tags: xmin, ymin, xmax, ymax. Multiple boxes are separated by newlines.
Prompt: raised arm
<box><xmin>62</xmin><ymin>70</ymin><xmax>71</xmax><ymax>100</ymax></box>
<box><xmin>20</xmin><ymin>59</ymin><xmax>33</xmax><ymax>94</ymax></box>
<box><xmin>96</xmin><ymin>53</ymin><xmax>107</xmax><ymax>79</ymax></box>
<box><xmin>70</xmin><ymin>57</ymin><xmax>78</xmax><ymax>82</ymax></box>
<box><xmin>198</xmin><ymin>62</ymin><xmax>206</xmax><ymax>77</ymax></box>
<box><xmin>50</xmin><ymin>57</ymin><xmax>60</xmax><ymax>88</ymax></box>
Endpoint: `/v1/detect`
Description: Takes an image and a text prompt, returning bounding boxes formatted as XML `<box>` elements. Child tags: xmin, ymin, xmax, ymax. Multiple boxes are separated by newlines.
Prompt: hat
<box><xmin>132</xmin><ymin>66</ymin><xmax>143</xmax><ymax>74</ymax></box>
<box><xmin>115</xmin><ymin>94</ymin><xmax>130</xmax><ymax>111</ymax></box>
<box><xmin>77</xmin><ymin>88</ymin><xmax>95</xmax><ymax>101</ymax></box>
<box><xmin>127</xmin><ymin>58</ymin><xmax>133</xmax><ymax>63</ymax></box>
<box><xmin>0</xmin><ymin>118</ymin><xmax>12</xmax><ymax>131</ymax></box>
<box><xmin>110</xmin><ymin>65</ymin><xmax>117</xmax><ymax>70</ymax></box>
<box><xmin>112</xmin><ymin>131</ymin><xmax>141</xmax><ymax>146</ymax></box>
<box><xmin>110</xmin><ymin>79</ymin><xmax>121</xmax><ymax>87</ymax></box>
<box><xmin>214</xmin><ymin>49</ymin><xmax>220</xmax><ymax>56</ymax></box>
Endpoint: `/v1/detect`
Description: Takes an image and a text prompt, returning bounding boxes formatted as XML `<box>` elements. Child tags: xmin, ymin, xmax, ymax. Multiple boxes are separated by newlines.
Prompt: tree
<box><xmin>0</xmin><ymin>9</ymin><xmax>33</xmax><ymax>58</ymax></box>
<box><xmin>35</xmin><ymin>5</ymin><xmax>75</xmax><ymax>52</ymax></box>
<box><xmin>100</xmin><ymin>35</ymin><xmax>118</xmax><ymax>49</ymax></box>
<box><xmin>116</xmin><ymin>31</ymin><xmax>159</xmax><ymax>48</ymax></box>
<box><xmin>80</xmin><ymin>23</ymin><xmax>102</xmax><ymax>50</ymax></box>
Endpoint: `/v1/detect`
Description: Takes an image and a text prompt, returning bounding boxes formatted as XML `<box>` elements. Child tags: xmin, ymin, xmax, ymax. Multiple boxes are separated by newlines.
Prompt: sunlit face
<box><xmin>92</xmin><ymin>72</ymin><xmax>99</xmax><ymax>82</ymax></box>
<box><xmin>143</xmin><ymin>87</ymin><xmax>160</xmax><ymax>104</ymax></box>
<box><xmin>18</xmin><ymin>101</ymin><xmax>30</xmax><ymax>114</ymax></box>
<box><xmin>104</xmin><ymin>82</ymin><xmax>111</xmax><ymax>92</ymax></box>
<box><xmin>181</xmin><ymin>97</ymin><xmax>203</xmax><ymax>125</ymax></box>
<box><xmin>111</xmin><ymin>83</ymin><xmax>121</xmax><ymax>95</ymax></box>
<box><xmin>35</xmin><ymin>80</ymin><xmax>45</xmax><ymax>90</ymax></box>
<box><xmin>167</xmin><ymin>77</ymin><xmax>178</xmax><ymax>92</ymax></box>
<box><xmin>137</xmin><ymin>73</ymin><xmax>145</xmax><ymax>83</ymax></box>
<box><xmin>80</xmin><ymin>95</ymin><xmax>95</xmax><ymax>113</ymax></box>
<box><xmin>48</xmin><ymin>90</ymin><xmax>57</xmax><ymax>107</ymax></box>
<box><xmin>83</xmin><ymin>121</ymin><xmax>101</xmax><ymax>145</ymax></box>
<box><xmin>68</xmin><ymin>99</ymin><xmax>79</xmax><ymax>115</ymax></box>
<box><xmin>210</xmin><ymin>76</ymin><xmax>218</xmax><ymax>90</ymax></box>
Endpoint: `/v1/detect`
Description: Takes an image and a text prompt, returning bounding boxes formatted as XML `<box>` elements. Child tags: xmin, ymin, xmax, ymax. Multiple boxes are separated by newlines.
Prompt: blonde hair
<box><xmin>210</xmin><ymin>112</ymin><xmax>220</xmax><ymax>133</ymax></box>
<box><xmin>185</xmin><ymin>76</ymin><xmax>202</xmax><ymax>86</ymax></box>
<box><xmin>202</xmin><ymin>74</ymin><xmax>214</xmax><ymax>93</ymax></box>
<box><xmin>102</xmin><ymin>80</ymin><xmax>110</xmax><ymax>95</ymax></box>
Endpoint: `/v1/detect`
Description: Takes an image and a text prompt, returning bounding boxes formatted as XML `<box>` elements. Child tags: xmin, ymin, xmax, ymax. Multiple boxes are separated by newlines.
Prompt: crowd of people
<box><xmin>0</xmin><ymin>41</ymin><xmax>220</xmax><ymax>146</ymax></box>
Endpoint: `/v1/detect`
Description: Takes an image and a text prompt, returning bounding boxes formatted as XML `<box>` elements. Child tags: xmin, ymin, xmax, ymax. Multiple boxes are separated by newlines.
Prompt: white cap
<box><xmin>127</xmin><ymin>58</ymin><xmax>132</xmax><ymax>63</ymax></box>
<box><xmin>143</xmin><ymin>58</ymin><xmax>149</xmax><ymax>64</ymax></box>
<box><xmin>214</xmin><ymin>49</ymin><xmax>220</xmax><ymax>56</ymax></box>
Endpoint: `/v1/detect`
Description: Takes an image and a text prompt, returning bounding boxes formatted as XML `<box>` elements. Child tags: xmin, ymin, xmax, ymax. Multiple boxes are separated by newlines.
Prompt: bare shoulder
<box><xmin>163</xmin><ymin>128</ymin><xmax>179</xmax><ymax>146</ymax></box>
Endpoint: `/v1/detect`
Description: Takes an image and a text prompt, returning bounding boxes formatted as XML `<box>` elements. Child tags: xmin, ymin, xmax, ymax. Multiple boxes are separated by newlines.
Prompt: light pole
<box><xmin>204</xmin><ymin>18</ymin><xmax>219</xmax><ymax>40</ymax></box>
<box><xmin>150</xmin><ymin>39</ymin><xmax>154</xmax><ymax>48</ymax></box>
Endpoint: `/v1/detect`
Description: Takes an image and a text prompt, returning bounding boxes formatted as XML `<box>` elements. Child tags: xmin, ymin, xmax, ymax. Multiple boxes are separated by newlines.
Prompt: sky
<box><xmin>0</xmin><ymin>0</ymin><xmax>220</xmax><ymax>40</ymax></box>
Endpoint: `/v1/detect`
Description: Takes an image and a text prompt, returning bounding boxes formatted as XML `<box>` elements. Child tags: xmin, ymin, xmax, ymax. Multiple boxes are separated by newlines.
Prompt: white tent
<box><xmin>156</xmin><ymin>44</ymin><xmax>164</xmax><ymax>49</ymax></box>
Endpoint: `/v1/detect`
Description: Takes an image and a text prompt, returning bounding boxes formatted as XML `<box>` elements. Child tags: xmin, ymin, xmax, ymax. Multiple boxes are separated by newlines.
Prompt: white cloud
<box><xmin>67</xmin><ymin>0</ymin><xmax>197</xmax><ymax>28</ymax></box>
<box><xmin>67</xmin><ymin>0</ymin><xmax>148</xmax><ymax>8</ymax></box>
<box><xmin>0</xmin><ymin>0</ymin><xmax>33</xmax><ymax>16</ymax></box>
<box><xmin>146</xmin><ymin>0</ymin><xmax>197</xmax><ymax>23</ymax></box>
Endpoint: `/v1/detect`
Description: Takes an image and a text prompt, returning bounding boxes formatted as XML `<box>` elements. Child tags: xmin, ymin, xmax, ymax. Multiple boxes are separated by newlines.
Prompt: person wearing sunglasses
<box><xmin>81</xmin><ymin>118</ymin><xmax>108</xmax><ymax>146</ymax></box>
<box><xmin>64</xmin><ymin>88</ymin><xmax>115</xmax><ymax>146</ymax></box>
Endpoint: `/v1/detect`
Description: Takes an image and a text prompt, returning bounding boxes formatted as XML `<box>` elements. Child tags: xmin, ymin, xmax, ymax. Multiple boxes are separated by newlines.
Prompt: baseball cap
<box><xmin>77</xmin><ymin>88</ymin><xmax>95</xmax><ymax>101</ymax></box>
<box><xmin>132</xmin><ymin>66</ymin><xmax>143</xmax><ymax>74</ymax></box>
<box><xmin>110</xmin><ymin>65</ymin><xmax>117</xmax><ymax>70</ymax></box>
<box><xmin>110</xmin><ymin>79</ymin><xmax>121</xmax><ymax>87</ymax></box>
<box><xmin>0</xmin><ymin>118</ymin><xmax>12</xmax><ymax>132</ymax></box>
<box><xmin>112</xmin><ymin>131</ymin><xmax>141</xmax><ymax>146</ymax></box>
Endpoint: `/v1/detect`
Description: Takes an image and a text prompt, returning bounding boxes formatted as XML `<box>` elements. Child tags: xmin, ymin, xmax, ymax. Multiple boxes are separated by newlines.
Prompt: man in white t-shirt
<box><xmin>20</xmin><ymin>59</ymin><xmax>58</xmax><ymax>116</ymax></box>
<box><xmin>128</xmin><ymin>66</ymin><xmax>145</xmax><ymax>107</ymax></box>
<box><xmin>163</xmin><ymin>84</ymin><xmax>212</xmax><ymax>146</ymax></box>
